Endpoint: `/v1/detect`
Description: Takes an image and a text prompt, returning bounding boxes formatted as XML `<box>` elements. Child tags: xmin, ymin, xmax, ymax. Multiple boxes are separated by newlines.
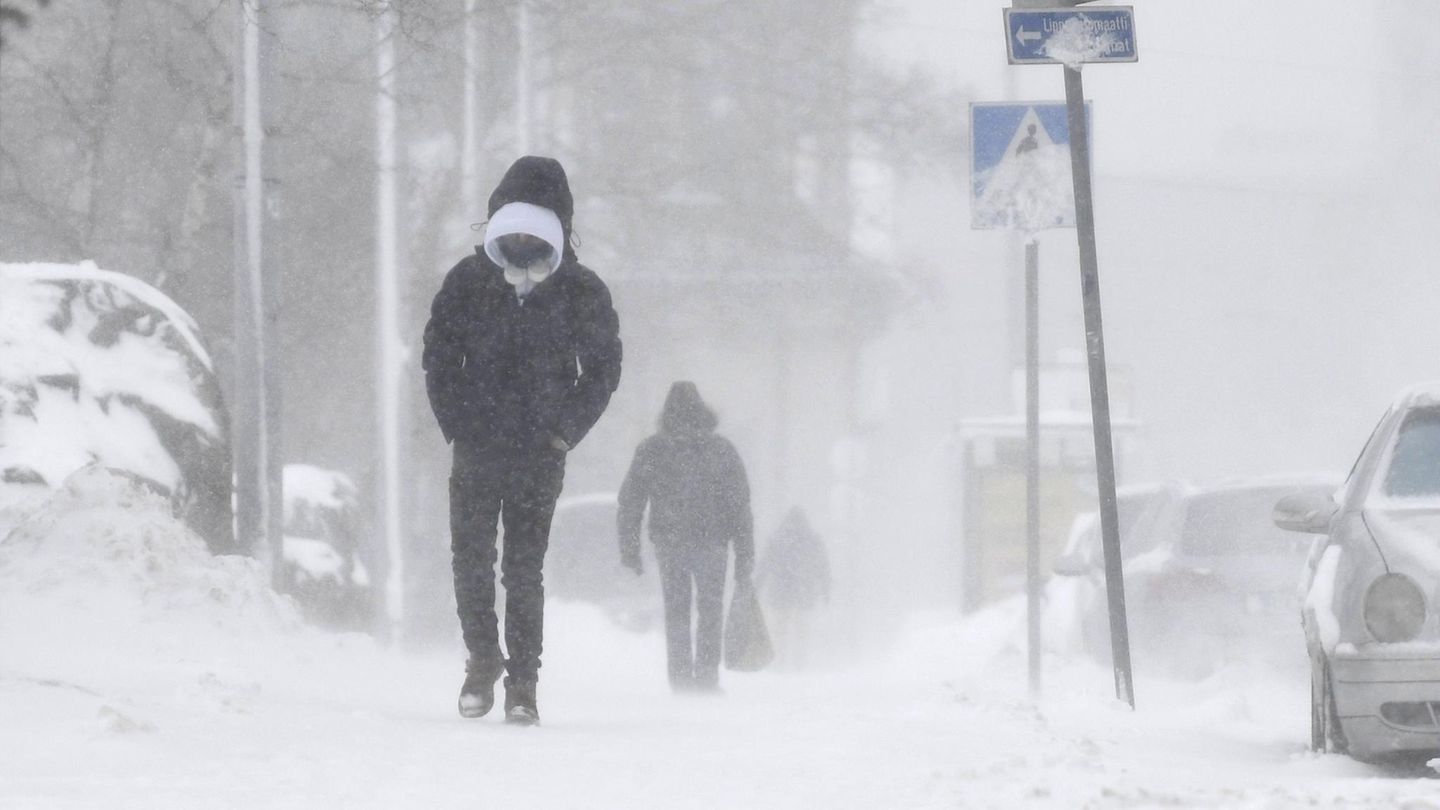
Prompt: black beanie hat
<box><xmin>487</xmin><ymin>156</ymin><xmax>574</xmax><ymax>237</ymax></box>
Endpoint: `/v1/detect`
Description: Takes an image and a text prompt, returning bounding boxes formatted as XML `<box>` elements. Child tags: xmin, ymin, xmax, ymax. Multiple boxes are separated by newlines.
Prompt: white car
<box><xmin>548</xmin><ymin>492</ymin><xmax>658</xmax><ymax>630</ymax></box>
<box><xmin>0</xmin><ymin>263</ymin><xmax>231</xmax><ymax>548</ymax></box>
<box><xmin>280</xmin><ymin>464</ymin><xmax>373</xmax><ymax>630</ymax></box>
<box><xmin>1056</xmin><ymin>477</ymin><xmax>1332</xmax><ymax>677</ymax></box>
<box><xmin>1275</xmin><ymin>382</ymin><xmax>1440</xmax><ymax>758</ymax></box>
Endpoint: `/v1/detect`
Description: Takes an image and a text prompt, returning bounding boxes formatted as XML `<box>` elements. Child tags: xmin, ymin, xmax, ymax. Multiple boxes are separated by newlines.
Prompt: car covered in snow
<box><xmin>1274</xmin><ymin>383</ymin><xmax>1440</xmax><ymax>758</ymax></box>
<box><xmin>547</xmin><ymin>491</ymin><xmax>658</xmax><ymax>630</ymax></box>
<box><xmin>279</xmin><ymin>464</ymin><xmax>373</xmax><ymax>631</ymax></box>
<box><xmin>0</xmin><ymin>263</ymin><xmax>232</xmax><ymax>550</ymax></box>
<box><xmin>1055</xmin><ymin>476</ymin><xmax>1333</xmax><ymax>677</ymax></box>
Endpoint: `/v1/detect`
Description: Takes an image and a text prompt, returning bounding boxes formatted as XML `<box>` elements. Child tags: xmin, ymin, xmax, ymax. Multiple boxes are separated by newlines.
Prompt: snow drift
<box><xmin>0</xmin><ymin>467</ymin><xmax>297</xmax><ymax>687</ymax></box>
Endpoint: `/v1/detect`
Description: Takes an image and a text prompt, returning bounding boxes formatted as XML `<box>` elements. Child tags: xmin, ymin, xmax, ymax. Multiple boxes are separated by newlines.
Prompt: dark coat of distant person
<box><xmin>758</xmin><ymin>507</ymin><xmax>831</xmax><ymax>612</ymax></box>
<box><xmin>617</xmin><ymin>384</ymin><xmax>754</xmax><ymax>572</ymax></box>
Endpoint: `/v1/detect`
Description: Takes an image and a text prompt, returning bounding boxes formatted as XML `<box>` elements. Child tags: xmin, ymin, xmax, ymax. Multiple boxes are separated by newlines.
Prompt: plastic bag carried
<box><xmin>723</xmin><ymin>581</ymin><xmax>774</xmax><ymax>671</ymax></box>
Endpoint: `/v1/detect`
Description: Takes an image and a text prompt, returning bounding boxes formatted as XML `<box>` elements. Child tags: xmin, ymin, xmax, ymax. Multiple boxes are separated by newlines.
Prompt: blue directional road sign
<box><xmin>1004</xmin><ymin>6</ymin><xmax>1137</xmax><ymax>65</ymax></box>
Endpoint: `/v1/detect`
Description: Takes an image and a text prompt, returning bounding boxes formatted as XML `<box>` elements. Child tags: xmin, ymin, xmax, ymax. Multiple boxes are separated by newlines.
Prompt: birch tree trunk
<box><xmin>232</xmin><ymin>0</ymin><xmax>282</xmax><ymax>570</ymax></box>
<box><xmin>374</xmin><ymin>1</ymin><xmax>404</xmax><ymax>642</ymax></box>
<box><xmin>461</xmin><ymin>0</ymin><xmax>479</xmax><ymax>218</ymax></box>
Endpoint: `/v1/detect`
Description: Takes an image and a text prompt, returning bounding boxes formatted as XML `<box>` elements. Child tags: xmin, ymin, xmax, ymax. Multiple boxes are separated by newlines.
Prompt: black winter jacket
<box><xmin>421</xmin><ymin>253</ymin><xmax>621</xmax><ymax>450</ymax></box>
<box><xmin>617</xmin><ymin>385</ymin><xmax>754</xmax><ymax>570</ymax></box>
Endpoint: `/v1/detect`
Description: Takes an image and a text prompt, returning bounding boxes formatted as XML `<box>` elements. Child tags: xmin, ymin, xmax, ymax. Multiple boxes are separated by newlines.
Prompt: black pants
<box><xmin>656</xmin><ymin>543</ymin><xmax>728</xmax><ymax>690</ymax></box>
<box><xmin>450</xmin><ymin>438</ymin><xmax>566</xmax><ymax>683</ymax></box>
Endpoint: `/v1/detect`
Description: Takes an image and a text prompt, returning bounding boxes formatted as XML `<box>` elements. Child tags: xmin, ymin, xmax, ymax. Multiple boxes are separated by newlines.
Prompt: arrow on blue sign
<box><xmin>1003</xmin><ymin>6</ymin><xmax>1137</xmax><ymax>66</ymax></box>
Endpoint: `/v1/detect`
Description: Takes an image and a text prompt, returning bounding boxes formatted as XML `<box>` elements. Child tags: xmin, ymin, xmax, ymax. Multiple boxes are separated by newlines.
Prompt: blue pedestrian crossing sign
<box><xmin>970</xmin><ymin>101</ymin><xmax>1089</xmax><ymax>231</ymax></box>
<box><xmin>1004</xmin><ymin>6</ymin><xmax>1137</xmax><ymax>65</ymax></box>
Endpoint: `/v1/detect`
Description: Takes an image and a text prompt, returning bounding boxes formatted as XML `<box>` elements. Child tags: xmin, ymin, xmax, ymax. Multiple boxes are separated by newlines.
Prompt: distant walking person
<box><xmin>422</xmin><ymin>156</ymin><xmax>622</xmax><ymax>725</ymax></box>
<box><xmin>617</xmin><ymin>382</ymin><xmax>754</xmax><ymax>693</ymax></box>
<box><xmin>757</xmin><ymin>507</ymin><xmax>831</xmax><ymax>668</ymax></box>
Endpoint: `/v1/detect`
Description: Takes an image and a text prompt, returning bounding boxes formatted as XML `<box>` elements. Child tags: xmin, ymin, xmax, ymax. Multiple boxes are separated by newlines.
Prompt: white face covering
<box><xmin>483</xmin><ymin>202</ymin><xmax>564</xmax><ymax>297</ymax></box>
<box><xmin>502</xmin><ymin>259</ymin><xmax>555</xmax><ymax>297</ymax></box>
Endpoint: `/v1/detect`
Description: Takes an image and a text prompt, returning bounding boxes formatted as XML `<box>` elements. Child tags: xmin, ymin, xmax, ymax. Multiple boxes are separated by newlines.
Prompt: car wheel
<box><xmin>1311</xmin><ymin>656</ymin><xmax>1347</xmax><ymax>754</ymax></box>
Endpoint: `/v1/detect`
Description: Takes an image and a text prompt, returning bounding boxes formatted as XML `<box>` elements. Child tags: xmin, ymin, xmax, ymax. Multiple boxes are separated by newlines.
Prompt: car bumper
<box><xmin>1331</xmin><ymin>648</ymin><xmax>1440</xmax><ymax>757</ymax></box>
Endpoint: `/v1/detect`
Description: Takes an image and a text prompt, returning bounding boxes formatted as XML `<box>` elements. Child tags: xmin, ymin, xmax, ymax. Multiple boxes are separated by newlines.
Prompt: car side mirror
<box><xmin>1273</xmin><ymin>492</ymin><xmax>1337</xmax><ymax>534</ymax></box>
<box><xmin>1052</xmin><ymin>551</ymin><xmax>1090</xmax><ymax>577</ymax></box>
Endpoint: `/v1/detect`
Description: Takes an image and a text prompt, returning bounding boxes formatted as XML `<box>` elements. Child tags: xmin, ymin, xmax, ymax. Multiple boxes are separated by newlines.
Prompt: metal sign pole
<box><xmin>1063</xmin><ymin>64</ymin><xmax>1134</xmax><ymax>708</ymax></box>
<box><xmin>1025</xmin><ymin>237</ymin><xmax>1042</xmax><ymax>698</ymax></box>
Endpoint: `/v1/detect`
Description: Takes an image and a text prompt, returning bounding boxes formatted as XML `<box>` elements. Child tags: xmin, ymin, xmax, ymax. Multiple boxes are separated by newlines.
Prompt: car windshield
<box><xmin>1074</xmin><ymin>488</ymin><xmax>1171</xmax><ymax>560</ymax></box>
<box><xmin>1382</xmin><ymin>407</ymin><xmax>1440</xmax><ymax>498</ymax></box>
<box><xmin>1180</xmin><ymin>487</ymin><xmax>1311</xmax><ymax>556</ymax></box>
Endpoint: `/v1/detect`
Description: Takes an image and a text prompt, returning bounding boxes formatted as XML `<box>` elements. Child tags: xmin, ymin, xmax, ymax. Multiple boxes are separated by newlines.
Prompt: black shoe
<box><xmin>503</xmin><ymin>677</ymin><xmax>539</xmax><ymax>726</ymax></box>
<box><xmin>458</xmin><ymin>657</ymin><xmax>504</xmax><ymax>719</ymax></box>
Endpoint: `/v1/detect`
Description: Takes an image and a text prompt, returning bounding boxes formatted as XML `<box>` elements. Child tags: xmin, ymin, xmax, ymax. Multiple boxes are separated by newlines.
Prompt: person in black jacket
<box><xmin>617</xmin><ymin>382</ymin><xmax>753</xmax><ymax>693</ymax></box>
<box><xmin>422</xmin><ymin>156</ymin><xmax>622</xmax><ymax>725</ymax></box>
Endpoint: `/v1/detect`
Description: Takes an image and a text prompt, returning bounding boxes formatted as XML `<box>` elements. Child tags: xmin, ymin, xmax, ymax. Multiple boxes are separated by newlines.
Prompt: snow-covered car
<box><xmin>548</xmin><ymin>492</ymin><xmax>658</xmax><ymax>630</ymax></box>
<box><xmin>279</xmin><ymin>464</ymin><xmax>373</xmax><ymax>631</ymax></box>
<box><xmin>1055</xmin><ymin>477</ymin><xmax>1333</xmax><ymax>676</ymax></box>
<box><xmin>1052</xmin><ymin>482</ymin><xmax>1185</xmax><ymax>578</ymax></box>
<box><xmin>1274</xmin><ymin>383</ymin><xmax>1440</xmax><ymax>759</ymax></box>
<box><xmin>0</xmin><ymin>263</ymin><xmax>232</xmax><ymax>550</ymax></box>
<box><xmin>1050</xmin><ymin>482</ymin><xmax>1182</xmax><ymax>661</ymax></box>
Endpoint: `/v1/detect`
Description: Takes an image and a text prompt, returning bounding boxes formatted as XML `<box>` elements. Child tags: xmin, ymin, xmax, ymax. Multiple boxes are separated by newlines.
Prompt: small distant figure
<box><xmin>1015</xmin><ymin>122</ymin><xmax>1040</xmax><ymax>157</ymax></box>
<box><xmin>617</xmin><ymin>382</ymin><xmax>754</xmax><ymax>693</ymax></box>
<box><xmin>757</xmin><ymin>508</ymin><xmax>831</xmax><ymax>668</ymax></box>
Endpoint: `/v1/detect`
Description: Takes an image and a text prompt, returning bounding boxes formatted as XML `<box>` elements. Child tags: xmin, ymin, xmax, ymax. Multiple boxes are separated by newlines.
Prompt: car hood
<box><xmin>1363</xmin><ymin>506</ymin><xmax>1440</xmax><ymax>587</ymax></box>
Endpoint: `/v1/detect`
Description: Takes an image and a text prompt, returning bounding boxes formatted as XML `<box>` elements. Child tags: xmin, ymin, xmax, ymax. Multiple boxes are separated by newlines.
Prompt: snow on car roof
<box><xmin>0</xmin><ymin>261</ymin><xmax>213</xmax><ymax>370</ymax></box>
<box><xmin>283</xmin><ymin>464</ymin><xmax>358</xmax><ymax>512</ymax></box>
<box><xmin>1190</xmin><ymin>473</ymin><xmax>1340</xmax><ymax>495</ymax></box>
<box><xmin>0</xmin><ymin>261</ymin><xmax>225</xmax><ymax>492</ymax></box>
<box><xmin>1391</xmin><ymin>380</ymin><xmax>1440</xmax><ymax>411</ymax></box>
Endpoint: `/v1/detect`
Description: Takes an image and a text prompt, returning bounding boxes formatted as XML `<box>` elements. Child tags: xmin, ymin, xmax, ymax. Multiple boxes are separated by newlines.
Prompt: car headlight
<box><xmin>1364</xmin><ymin>573</ymin><xmax>1427</xmax><ymax>643</ymax></box>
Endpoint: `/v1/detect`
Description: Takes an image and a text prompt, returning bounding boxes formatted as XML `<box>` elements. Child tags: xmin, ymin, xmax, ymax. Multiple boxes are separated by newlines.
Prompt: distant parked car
<box><xmin>279</xmin><ymin>464</ymin><xmax>373</xmax><ymax>631</ymax></box>
<box><xmin>1055</xmin><ymin>476</ymin><xmax>1333</xmax><ymax>677</ymax></box>
<box><xmin>1275</xmin><ymin>383</ymin><xmax>1440</xmax><ymax>759</ymax></box>
<box><xmin>0</xmin><ymin>263</ymin><xmax>232</xmax><ymax>549</ymax></box>
<box><xmin>1053</xmin><ymin>482</ymin><xmax>1184</xmax><ymax>577</ymax></box>
<box><xmin>547</xmin><ymin>492</ymin><xmax>658</xmax><ymax>630</ymax></box>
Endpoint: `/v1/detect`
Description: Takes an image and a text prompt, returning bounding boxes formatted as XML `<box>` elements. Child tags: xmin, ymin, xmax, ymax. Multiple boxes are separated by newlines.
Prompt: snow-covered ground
<box><xmin>2</xmin><ymin>472</ymin><xmax>1437</xmax><ymax>809</ymax></box>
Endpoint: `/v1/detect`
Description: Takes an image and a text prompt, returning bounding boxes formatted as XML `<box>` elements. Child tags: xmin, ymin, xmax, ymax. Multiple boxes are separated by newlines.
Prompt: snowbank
<box><xmin>0</xmin><ymin>467</ymin><xmax>298</xmax><ymax>686</ymax></box>
<box><xmin>2</xmin><ymin>472</ymin><xmax>1433</xmax><ymax>807</ymax></box>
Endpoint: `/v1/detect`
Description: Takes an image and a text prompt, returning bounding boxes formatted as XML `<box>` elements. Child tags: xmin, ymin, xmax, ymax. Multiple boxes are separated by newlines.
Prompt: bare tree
<box><xmin>0</xmin><ymin>0</ymin><xmax>50</xmax><ymax>51</ymax></box>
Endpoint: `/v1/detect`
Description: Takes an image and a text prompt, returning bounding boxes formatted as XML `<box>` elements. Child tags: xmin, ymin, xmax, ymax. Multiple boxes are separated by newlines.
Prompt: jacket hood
<box><xmin>488</xmin><ymin>156</ymin><xmax>576</xmax><ymax>261</ymax></box>
<box><xmin>659</xmin><ymin>381</ymin><xmax>718</xmax><ymax>434</ymax></box>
